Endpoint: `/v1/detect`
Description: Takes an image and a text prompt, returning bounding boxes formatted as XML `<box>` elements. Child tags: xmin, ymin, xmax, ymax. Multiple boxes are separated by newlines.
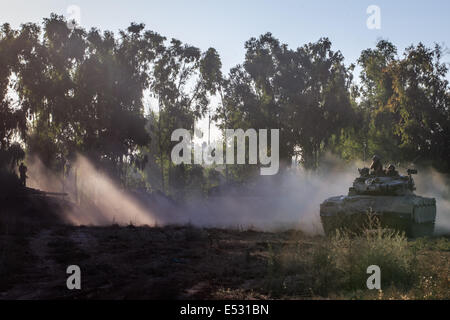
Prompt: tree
<box><xmin>73</xmin><ymin>22</ymin><xmax>151</xmax><ymax>177</ymax></box>
<box><xmin>0</xmin><ymin>23</ymin><xmax>33</xmax><ymax>170</ymax></box>
<box><xmin>354</xmin><ymin>40</ymin><xmax>450</xmax><ymax>171</ymax></box>
<box><xmin>388</xmin><ymin>43</ymin><xmax>450</xmax><ymax>170</ymax></box>
<box><xmin>149</xmin><ymin>39</ymin><xmax>222</xmax><ymax>193</ymax></box>
<box><xmin>13</xmin><ymin>15</ymin><xmax>151</xmax><ymax>179</ymax></box>
<box><xmin>215</xmin><ymin>33</ymin><xmax>355</xmax><ymax>170</ymax></box>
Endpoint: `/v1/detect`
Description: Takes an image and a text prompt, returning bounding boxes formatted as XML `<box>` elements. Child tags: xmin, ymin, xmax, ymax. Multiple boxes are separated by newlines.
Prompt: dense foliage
<box><xmin>1</xmin><ymin>15</ymin><xmax>449</xmax><ymax>196</ymax></box>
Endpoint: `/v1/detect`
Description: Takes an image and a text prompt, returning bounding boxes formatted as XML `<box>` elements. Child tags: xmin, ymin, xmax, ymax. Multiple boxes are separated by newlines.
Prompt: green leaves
<box><xmin>0</xmin><ymin>15</ymin><xmax>156</xmax><ymax>176</ymax></box>
<box><xmin>1</xmin><ymin>14</ymin><xmax>449</xmax><ymax>187</ymax></box>
<box><xmin>355</xmin><ymin>40</ymin><xmax>450</xmax><ymax>170</ymax></box>
<box><xmin>216</xmin><ymin>34</ymin><xmax>354</xmax><ymax>170</ymax></box>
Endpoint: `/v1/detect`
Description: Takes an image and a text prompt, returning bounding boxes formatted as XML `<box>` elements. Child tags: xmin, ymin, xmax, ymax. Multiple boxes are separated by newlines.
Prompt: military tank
<box><xmin>320</xmin><ymin>168</ymin><xmax>436</xmax><ymax>237</ymax></box>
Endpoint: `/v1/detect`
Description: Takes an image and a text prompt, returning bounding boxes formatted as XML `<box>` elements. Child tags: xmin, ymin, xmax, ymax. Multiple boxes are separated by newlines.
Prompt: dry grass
<box><xmin>260</xmin><ymin>221</ymin><xmax>449</xmax><ymax>300</ymax></box>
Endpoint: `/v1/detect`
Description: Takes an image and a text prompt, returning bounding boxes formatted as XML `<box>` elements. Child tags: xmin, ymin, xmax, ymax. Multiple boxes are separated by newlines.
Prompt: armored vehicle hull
<box><xmin>320</xmin><ymin>194</ymin><xmax>436</xmax><ymax>237</ymax></box>
<box><xmin>319</xmin><ymin>167</ymin><xmax>437</xmax><ymax>238</ymax></box>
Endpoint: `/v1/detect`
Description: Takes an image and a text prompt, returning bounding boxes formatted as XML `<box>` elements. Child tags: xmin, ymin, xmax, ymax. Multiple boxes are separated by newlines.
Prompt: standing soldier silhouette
<box><xmin>370</xmin><ymin>155</ymin><xmax>384</xmax><ymax>176</ymax></box>
<box><xmin>19</xmin><ymin>162</ymin><xmax>28</xmax><ymax>187</ymax></box>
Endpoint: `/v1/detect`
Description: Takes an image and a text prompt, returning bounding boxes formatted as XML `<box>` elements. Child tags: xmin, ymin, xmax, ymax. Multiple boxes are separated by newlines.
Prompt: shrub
<box><xmin>263</xmin><ymin>214</ymin><xmax>419</xmax><ymax>298</ymax></box>
<box><xmin>328</xmin><ymin>226</ymin><xmax>417</xmax><ymax>291</ymax></box>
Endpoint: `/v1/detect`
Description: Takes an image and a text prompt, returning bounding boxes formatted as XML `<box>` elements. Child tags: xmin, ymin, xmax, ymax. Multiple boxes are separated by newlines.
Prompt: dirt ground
<box><xmin>0</xmin><ymin>222</ymin><xmax>449</xmax><ymax>300</ymax></box>
<box><xmin>0</xmin><ymin>223</ymin><xmax>297</xmax><ymax>299</ymax></box>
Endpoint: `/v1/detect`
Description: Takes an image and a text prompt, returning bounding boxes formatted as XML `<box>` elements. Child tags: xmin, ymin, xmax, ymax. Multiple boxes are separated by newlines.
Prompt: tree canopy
<box><xmin>1</xmin><ymin>14</ymin><xmax>449</xmax><ymax>197</ymax></box>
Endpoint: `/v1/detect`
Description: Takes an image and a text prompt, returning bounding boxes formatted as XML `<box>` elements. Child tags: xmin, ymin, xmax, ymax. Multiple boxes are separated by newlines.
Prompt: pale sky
<box><xmin>2</xmin><ymin>0</ymin><xmax>450</xmax><ymax>141</ymax></box>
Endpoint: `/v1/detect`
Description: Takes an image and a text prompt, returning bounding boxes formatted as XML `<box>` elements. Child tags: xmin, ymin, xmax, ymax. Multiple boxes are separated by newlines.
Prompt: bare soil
<box><xmin>0</xmin><ymin>222</ymin><xmax>448</xmax><ymax>299</ymax></box>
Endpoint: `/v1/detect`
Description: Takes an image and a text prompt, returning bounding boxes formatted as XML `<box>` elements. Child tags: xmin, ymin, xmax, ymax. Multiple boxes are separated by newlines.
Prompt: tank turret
<box><xmin>348</xmin><ymin>167</ymin><xmax>417</xmax><ymax>196</ymax></box>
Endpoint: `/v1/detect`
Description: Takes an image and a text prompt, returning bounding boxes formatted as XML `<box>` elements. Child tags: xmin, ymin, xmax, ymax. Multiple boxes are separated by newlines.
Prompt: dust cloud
<box><xmin>177</xmin><ymin>158</ymin><xmax>360</xmax><ymax>234</ymax></box>
<box><xmin>27</xmin><ymin>155</ymin><xmax>156</xmax><ymax>226</ymax></box>
<box><xmin>415</xmin><ymin>168</ymin><xmax>450</xmax><ymax>235</ymax></box>
<box><xmin>26</xmin><ymin>154</ymin><xmax>449</xmax><ymax>235</ymax></box>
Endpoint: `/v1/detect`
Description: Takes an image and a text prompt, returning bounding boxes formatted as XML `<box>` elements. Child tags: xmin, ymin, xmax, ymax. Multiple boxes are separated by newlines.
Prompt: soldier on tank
<box><xmin>370</xmin><ymin>155</ymin><xmax>384</xmax><ymax>176</ymax></box>
<box><xmin>19</xmin><ymin>162</ymin><xmax>28</xmax><ymax>187</ymax></box>
<box><xmin>386</xmin><ymin>164</ymin><xmax>399</xmax><ymax>177</ymax></box>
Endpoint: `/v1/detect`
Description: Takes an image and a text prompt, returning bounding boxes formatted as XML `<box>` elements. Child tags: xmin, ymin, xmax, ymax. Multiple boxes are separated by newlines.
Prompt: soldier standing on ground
<box><xmin>19</xmin><ymin>162</ymin><xmax>28</xmax><ymax>187</ymax></box>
